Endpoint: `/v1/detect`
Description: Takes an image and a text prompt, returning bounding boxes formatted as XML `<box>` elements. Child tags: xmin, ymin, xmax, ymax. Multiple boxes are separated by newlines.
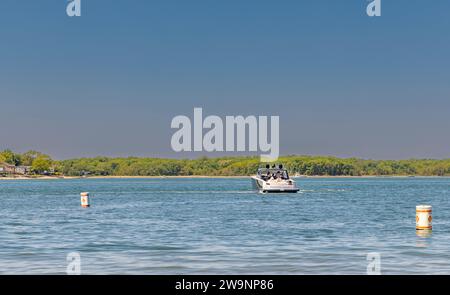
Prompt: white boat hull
<box><xmin>251</xmin><ymin>176</ymin><xmax>300</xmax><ymax>193</ymax></box>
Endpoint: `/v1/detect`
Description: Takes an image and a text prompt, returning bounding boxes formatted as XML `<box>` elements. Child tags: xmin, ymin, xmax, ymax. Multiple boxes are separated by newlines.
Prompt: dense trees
<box><xmin>0</xmin><ymin>149</ymin><xmax>21</xmax><ymax>166</ymax></box>
<box><xmin>3</xmin><ymin>149</ymin><xmax>450</xmax><ymax>176</ymax></box>
<box><xmin>56</xmin><ymin>155</ymin><xmax>450</xmax><ymax>177</ymax></box>
<box><xmin>31</xmin><ymin>155</ymin><xmax>53</xmax><ymax>174</ymax></box>
<box><xmin>21</xmin><ymin>150</ymin><xmax>45</xmax><ymax>166</ymax></box>
<box><xmin>1</xmin><ymin>150</ymin><xmax>53</xmax><ymax>175</ymax></box>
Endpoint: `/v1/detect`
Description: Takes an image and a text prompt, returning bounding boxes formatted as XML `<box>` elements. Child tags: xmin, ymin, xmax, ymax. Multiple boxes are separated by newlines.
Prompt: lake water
<box><xmin>1</xmin><ymin>177</ymin><xmax>449</xmax><ymax>274</ymax></box>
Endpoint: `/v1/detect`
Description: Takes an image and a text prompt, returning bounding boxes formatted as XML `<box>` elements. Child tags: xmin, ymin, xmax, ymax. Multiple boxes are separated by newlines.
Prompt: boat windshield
<box><xmin>257</xmin><ymin>168</ymin><xmax>289</xmax><ymax>180</ymax></box>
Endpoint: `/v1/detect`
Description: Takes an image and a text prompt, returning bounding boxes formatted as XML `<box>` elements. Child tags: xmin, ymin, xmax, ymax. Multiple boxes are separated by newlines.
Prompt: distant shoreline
<box><xmin>1</xmin><ymin>175</ymin><xmax>449</xmax><ymax>180</ymax></box>
<box><xmin>4</xmin><ymin>152</ymin><xmax>450</xmax><ymax>179</ymax></box>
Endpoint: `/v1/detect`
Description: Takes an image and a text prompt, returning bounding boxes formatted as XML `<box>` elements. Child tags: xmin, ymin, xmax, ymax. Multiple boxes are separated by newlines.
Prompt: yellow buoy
<box><xmin>80</xmin><ymin>192</ymin><xmax>90</xmax><ymax>208</ymax></box>
<box><xmin>416</xmin><ymin>205</ymin><xmax>432</xmax><ymax>230</ymax></box>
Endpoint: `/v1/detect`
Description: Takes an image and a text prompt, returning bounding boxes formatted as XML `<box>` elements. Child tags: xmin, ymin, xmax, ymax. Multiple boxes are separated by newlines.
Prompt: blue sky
<box><xmin>0</xmin><ymin>0</ymin><xmax>449</xmax><ymax>159</ymax></box>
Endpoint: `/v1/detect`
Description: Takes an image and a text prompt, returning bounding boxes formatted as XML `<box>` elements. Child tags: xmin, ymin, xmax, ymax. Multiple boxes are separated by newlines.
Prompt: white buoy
<box><xmin>416</xmin><ymin>205</ymin><xmax>432</xmax><ymax>230</ymax></box>
<box><xmin>80</xmin><ymin>192</ymin><xmax>90</xmax><ymax>208</ymax></box>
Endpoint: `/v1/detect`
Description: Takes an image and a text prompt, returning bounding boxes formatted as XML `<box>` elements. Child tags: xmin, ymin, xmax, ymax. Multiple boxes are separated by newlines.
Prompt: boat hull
<box><xmin>251</xmin><ymin>176</ymin><xmax>300</xmax><ymax>193</ymax></box>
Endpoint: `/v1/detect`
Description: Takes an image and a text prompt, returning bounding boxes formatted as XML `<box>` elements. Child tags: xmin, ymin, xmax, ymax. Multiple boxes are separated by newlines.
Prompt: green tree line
<box><xmin>3</xmin><ymin>150</ymin><xmax>450</xmax><ymax>176</ymax></box>
<box><xmin>0</xmin><ymin>150</ymin><xmax>53</xmax><ymax>174</ymax></box>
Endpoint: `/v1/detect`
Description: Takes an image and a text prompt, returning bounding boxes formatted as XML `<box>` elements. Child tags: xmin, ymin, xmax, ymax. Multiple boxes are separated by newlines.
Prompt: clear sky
<box><xmin>0</xmin><ymin>0</ymin><xmax>449</xmax><ymax>160</ymax></box>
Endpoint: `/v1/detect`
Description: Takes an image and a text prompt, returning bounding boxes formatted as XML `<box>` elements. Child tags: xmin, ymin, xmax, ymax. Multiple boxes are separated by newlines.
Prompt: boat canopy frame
<box><xmin>257</xmin><ymin>167</ymin><xmax>290</xmax><ymax>180</ymax></box>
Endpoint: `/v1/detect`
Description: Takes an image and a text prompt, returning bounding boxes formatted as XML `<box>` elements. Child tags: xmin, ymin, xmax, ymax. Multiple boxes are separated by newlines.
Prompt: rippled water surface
<box><xmin>1</xmin><ymin>177</ymin><xmax>450</xmax><ymax>274</ymax></box>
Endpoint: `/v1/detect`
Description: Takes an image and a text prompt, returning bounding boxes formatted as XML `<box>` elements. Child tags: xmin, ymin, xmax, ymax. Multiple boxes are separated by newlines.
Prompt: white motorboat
<box><xmin>251</xmin><ymin>164</ymin><xmax>300</xmax><ymax>193</ymax></box>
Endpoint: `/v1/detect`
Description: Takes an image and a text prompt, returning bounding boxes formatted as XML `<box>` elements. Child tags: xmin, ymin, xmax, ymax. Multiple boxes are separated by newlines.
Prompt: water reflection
<box><xmin>416</xmin><ymin>229</ymin><xmax>432</xmax><ymax>247</ymax></box>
